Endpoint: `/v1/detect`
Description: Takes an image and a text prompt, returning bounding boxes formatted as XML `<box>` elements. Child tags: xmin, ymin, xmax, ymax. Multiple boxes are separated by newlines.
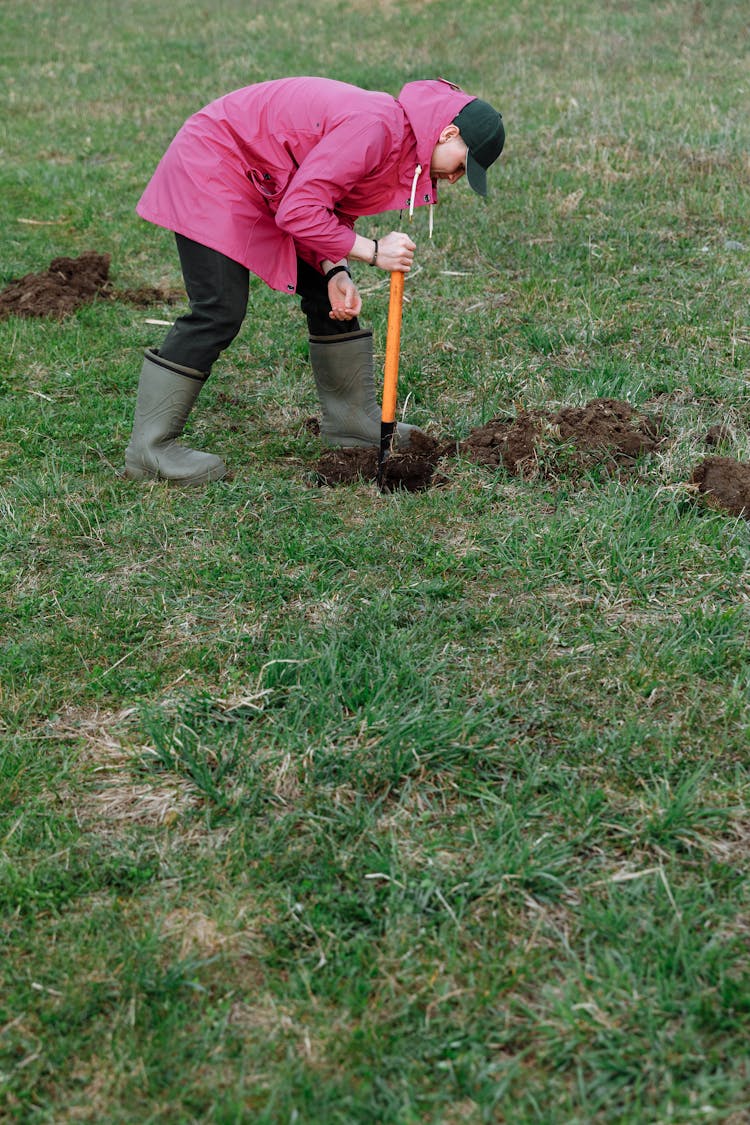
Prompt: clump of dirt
<box><xmin>0</xmin><ymin>252</ymin><xmax>111</xmax><ymax>319</ymax></box>
<box><xmin>114</xmin><ymin>285</ymin><xmax>184</xmax><ymax>308</ymax></box>
<box><xmin>556</xmin><ymin>399</ymin><xmax>663</xmax><ymax>455</ymax></box>
<box><xmin>704</xmin><ymin>424</ymin><xmax>733</xmax><ymax>448</ymax></box>
<box><xmin>0</xmin><ymin>252</ymin><xmax>183</xmax><ymax>320</ymax></box>
<box><xmin>316</xmin><ymin>431</ymin><xmax>448</xmax><ymax>492</ymax></box>
<box><xmin>690</xmin><ymin>457</ymin><xmax>750</xmax><ymax>518</ymax></box>
<box><xmin>456</xmin><ymin>412</ymin><xmax>539</xmax><ymax>474</ymax></box>
<box><xmin>314</xmin><ymin>399</ymin><xmax>665</xmax><ymax>491</ymax></box>
<box><xmin>458</xmin><ymin>398</ymin><xmax>664</xmax><ymax>475</ymax></box>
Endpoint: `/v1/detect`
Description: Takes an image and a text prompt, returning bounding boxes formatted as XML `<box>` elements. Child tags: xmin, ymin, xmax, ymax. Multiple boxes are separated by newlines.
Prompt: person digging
<box><xmin>124</xmin><ymin>76</ymin><xmax>505</xmax><ymax>485</ymax></box>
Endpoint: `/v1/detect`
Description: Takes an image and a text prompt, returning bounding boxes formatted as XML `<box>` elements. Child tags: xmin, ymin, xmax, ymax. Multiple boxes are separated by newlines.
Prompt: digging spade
<box><xmin>377</xmin><ymin>270</ymin><xmax>405</xmax><ymax>490</ymax></box>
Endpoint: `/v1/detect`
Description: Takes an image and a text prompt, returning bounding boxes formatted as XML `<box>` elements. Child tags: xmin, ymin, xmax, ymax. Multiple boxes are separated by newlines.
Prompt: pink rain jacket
<box><xmin>136</xmin><ymin>77</ymin><xmax>475</xmax><ymax>294</ymax></box>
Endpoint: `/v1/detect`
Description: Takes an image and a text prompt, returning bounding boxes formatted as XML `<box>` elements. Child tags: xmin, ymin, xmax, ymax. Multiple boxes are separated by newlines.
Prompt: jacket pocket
<box><xmin>246</xmin><ymin>166</ymin><xmax>293</xmax><ymax>211</ymax></box>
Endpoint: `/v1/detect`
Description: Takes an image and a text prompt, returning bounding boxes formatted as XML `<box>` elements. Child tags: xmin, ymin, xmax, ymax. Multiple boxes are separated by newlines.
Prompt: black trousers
<box><xmin>158</xmin><ymin>234</ymin><xmax>361</xmax><ymax>372</ymax></box>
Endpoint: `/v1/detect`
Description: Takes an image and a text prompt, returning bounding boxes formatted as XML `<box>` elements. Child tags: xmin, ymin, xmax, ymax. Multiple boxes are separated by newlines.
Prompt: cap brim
<box><xmin>466</xmin><ymin>152</ymin><xmax>487</xmax><ymax>197</ymax></box>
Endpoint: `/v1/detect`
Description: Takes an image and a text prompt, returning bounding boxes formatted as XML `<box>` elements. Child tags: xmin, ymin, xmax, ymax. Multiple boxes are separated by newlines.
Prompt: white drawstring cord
<box><xmin>407</xmin><ymin>164</ymin><xmax>434</xmax><ymax>237</ymax></box>
<box><xmin>409</xmin><ymin>164</ymin><xmax>422</xmax><ymax>219</ymax></box>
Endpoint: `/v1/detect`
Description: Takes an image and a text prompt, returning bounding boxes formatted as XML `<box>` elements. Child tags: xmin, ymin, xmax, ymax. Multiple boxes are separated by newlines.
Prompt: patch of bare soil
<box><xmin>315</xmin><ymin>399</ymin><xmax>665</xmax><ymax>491</ymax></box>
<box><xmin>0</xmin><ymin>252</ymin><xmax>112</xmax><ymax>319</ymax></box>
<box><xmin>114</xmin><ymin>284</ymin><xmax>184</xmax><ymax>307</ymax></box>
<box><xmin>690</xmin><ymin>457</ymin><xmax>750</xmax><ymax>518</ymax></box>
<box><xmin>316</xmin><ymin>430</ymin><xmax>449</xmax><ymax>492</ymax></box>
<box><xmin>456</xmin><ymin>412</ymin><xmax>539</xmax><ymax>474</ymax></box>
<box><xmin>458</xmin><ymin>398</ymin><xmax>664</xmax><ymax>475</ymax></box>
<box><xmin>0</xmin><ymin>252</ymin><xmax>182</xmax><ymax>319</ymax></box>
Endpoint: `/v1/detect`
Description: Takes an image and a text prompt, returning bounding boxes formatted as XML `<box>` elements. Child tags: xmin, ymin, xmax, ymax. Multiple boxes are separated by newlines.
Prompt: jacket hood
<box><xmin>396</xmin><ymin>78</ymin><xmax>475</xmax><ymax>180</ymax></box>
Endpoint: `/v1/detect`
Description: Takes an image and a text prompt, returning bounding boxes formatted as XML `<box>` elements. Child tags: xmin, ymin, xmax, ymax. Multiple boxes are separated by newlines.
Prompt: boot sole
<box><xmin>124</xmin><ymin>462</ymin><xmax>227</xmax><ymax>486</ymax></box>
<box><xmin>322</xmin><ymin>437</ymin><xmax>379</xmax><ymax>450</ymax></box>
<box><xmin>323</xmin><ymin>437</ymin><xmax>415</xmax><ymax>451</ymax></box>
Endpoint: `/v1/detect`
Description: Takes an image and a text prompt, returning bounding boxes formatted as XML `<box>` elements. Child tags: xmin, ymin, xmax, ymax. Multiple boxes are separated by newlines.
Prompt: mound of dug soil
<box><xmin>0</xmin><ymin>252</ymin><xmax>183</xmax><ymax>320</ymax></box>
<box><xmin>0</xmin><ymin>252</ymin><xmax>112</xmax><ymax>319</ymax></box>
<box><xmin>316</xmin><ymin>431</ymin><xmax>448</xmax><ymax>492</ymax></box>
<box><xmin>690</xmin><ymin>457</ymin><xmax>750</xmax><ymax>518</ymax></box>
<box><xmin>116</xmin><ymin>285</ymin><xmax>183</xmax><ymax>308</ymax></box>
<box><xmin>315</xmin><ymin>398</ymin><xmax>664</xmax><ymax>491</ymax></box>
<box><xmin>458</xmin><ymin>398</ymin><xmax>663</xmax><ymax>475</ymax></box>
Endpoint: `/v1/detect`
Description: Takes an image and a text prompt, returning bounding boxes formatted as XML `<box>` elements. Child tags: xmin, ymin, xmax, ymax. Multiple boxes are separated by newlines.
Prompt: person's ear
<box><xmin>438</xmin><ymin>123</ymin><xmax>461</xmax><ymax>144</ymax></box>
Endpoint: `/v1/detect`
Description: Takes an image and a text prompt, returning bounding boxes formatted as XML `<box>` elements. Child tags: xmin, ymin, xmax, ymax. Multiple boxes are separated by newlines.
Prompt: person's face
<box><xmin>430</xmin><ymin>126</ymin><xmax>469</xmax><ymax>185</ymax></box>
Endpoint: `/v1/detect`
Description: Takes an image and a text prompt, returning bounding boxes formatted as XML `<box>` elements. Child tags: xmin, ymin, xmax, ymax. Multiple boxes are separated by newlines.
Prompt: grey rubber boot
<box><xmin>124</xmin><ymin>349</ymin><xmax>226</xmax><ymax>485</ymax></box>
<box><xmin>309</xmin><ymin>329</ymin><xmax>422</xmax><ymax>449</ymax></box>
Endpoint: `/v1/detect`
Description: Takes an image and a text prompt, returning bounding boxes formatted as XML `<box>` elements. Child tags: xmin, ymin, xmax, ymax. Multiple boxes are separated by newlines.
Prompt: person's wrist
<box><xmin>369</xmin><ymin>239</ymin><xmax>379</xmax><ymax>266</ymax></box>
<box><xmin>324</xmin><ymin>264</ymin><xmax>352</xmax><ymax>283</ymax></box>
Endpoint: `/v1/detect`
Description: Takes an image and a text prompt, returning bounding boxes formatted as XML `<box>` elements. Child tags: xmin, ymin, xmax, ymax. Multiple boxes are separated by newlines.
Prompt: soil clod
<box><xmin>690</xmin><ymin>457</ymin><xmax>750</xmax><ymax>518</ymax></box>
<box><xmin>457</xmin><ymin>413</ymin><xmax>539</xmax><ymax>474</ymax></box>
<box><xmin>0</xmin><ymin>252</ymin><xmax>111</xmax><ymax>319</ymax></box>
<box><xmin>0</xmin><ymin>252</ymin><xmax>183</xmax><ymax>319</ymax></box>
<box><xmin>115</xmin><ymin>285</ymin><xmax>184</xmax><ymax>308</ymax></box>
<box><xmin>704</xmin><ymin>424</ymin><xmax>733</xmax><ymax>448</ymax></box>
<box><xmin>316</xmin><ymin>431</ymin><xmax>447</xmax><ymax>492</ymax></box>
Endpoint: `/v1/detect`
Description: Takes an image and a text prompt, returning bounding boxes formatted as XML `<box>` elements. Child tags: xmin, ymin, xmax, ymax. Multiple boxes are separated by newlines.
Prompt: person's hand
<box><xmin>376</xmin><ymin>231</ymin><xmax>416</xmax><ymax>272</ymax></box>
<box><xmin>328</xmin><ymin>272</ymin><xmax>362</xmax><ymax>321</ymax></box>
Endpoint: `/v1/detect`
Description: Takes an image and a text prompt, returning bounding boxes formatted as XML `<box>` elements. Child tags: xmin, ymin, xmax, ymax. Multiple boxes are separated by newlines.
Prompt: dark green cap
<box><xmin>452</xmin><ymin>99</ymin><xmax>505</xmax><ymax>197</ymax></box>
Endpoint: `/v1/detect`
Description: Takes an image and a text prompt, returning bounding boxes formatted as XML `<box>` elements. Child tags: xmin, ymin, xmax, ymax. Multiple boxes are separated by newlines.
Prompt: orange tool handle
<box><xmin>381</xmin><ymin>271</ymin><xmax>404</xmax><ymax>424</ymax></box>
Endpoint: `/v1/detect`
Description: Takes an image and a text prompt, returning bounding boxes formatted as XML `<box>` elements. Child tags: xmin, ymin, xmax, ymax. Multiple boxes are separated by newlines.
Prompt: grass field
<box><xmin>2</xmin><ymin>0</ymin><xmax>750</xmax><ymax>1121</ymax></box>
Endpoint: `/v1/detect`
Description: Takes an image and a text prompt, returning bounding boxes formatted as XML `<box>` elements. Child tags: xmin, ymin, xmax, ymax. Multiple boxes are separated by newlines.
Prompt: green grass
<box><xmin>2</xmin><ymin>0</ymin><xmax>750</xmax><ymax>1121</ymax></box>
